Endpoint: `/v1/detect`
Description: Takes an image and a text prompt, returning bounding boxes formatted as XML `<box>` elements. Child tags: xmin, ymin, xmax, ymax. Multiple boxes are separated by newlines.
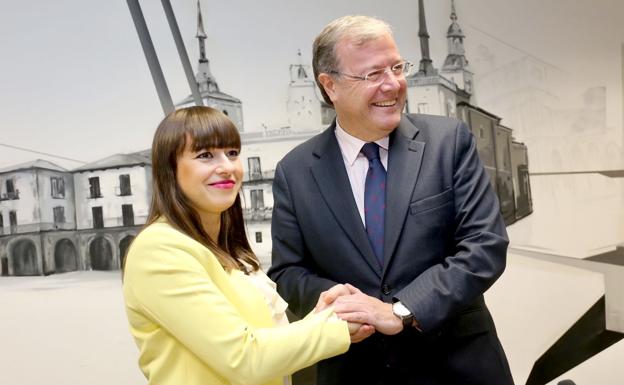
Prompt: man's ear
<box><xmin>318</xmin><ymin>73</ymin><xmax>337</xmax><ymax>102</ymax></box>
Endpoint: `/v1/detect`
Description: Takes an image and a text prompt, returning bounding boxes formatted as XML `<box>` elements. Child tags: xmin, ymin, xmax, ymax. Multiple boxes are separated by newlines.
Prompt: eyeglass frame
<box><xmin>329</xmin><ymin>61</ymin><xmax>414</xmax><ymax>84</ymax></box>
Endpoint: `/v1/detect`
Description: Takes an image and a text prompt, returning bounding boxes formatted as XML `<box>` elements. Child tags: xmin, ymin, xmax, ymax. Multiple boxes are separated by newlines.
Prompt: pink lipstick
<box><xmin>209</xmin><ymin>180</ymin><xmax>236</xmax><ymax>189</ymax></box>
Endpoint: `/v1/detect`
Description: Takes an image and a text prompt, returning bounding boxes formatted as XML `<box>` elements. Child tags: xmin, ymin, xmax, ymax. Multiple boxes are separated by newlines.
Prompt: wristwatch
<box><xmin>392</xmin><ymin>301</ymin><xmax>414</xmax><ymax>329</ymax></box>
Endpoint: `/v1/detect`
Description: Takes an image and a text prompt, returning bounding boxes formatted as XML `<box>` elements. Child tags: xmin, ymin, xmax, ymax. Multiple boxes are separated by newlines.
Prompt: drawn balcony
<box><xmin>243</xmin><ymin>170</ymin><xmax>275</xmax><ymax>184</ymax></box>
<box><xmin>0</xmin><ymin>190</ymin><xmax>20</xmax><ymax>201</ymax></box>
<box><xmin>242</xmin><ymin>207</ymin><xmax>273</xmax><ymax>222</ymax></box>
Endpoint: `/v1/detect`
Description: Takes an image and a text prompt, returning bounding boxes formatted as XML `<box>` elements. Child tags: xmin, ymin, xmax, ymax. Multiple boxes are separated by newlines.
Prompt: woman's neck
<box><xmin>200</xmin><ymin>214</ymin><xmax>221</xmax><ymax>243</ymax></box>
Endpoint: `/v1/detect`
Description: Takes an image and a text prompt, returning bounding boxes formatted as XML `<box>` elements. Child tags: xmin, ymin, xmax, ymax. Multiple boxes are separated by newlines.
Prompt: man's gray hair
<box><xmin>313</xmin><ymin>15</ymin><xmax>393</xmax><ymax>105</ymax></box>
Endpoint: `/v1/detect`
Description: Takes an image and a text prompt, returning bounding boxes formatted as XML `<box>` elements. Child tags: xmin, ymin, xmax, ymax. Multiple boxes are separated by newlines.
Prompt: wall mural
<box><xmin>0</xmin><ymin>1</ymin><xmax>622</xmax><ymax>384</ymax></box>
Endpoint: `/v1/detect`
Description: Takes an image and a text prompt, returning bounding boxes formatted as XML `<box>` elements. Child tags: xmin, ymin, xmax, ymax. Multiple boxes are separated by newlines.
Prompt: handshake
<box><xmin>314</xmin><ymin>283</ymin><xmax>405</xmax><ymax>343</ymax></box>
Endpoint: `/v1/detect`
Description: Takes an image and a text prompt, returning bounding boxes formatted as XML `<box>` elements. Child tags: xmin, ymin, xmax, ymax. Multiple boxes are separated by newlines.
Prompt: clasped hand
<box><xmin>314</xmin><ymin>283</ymin><xmax>403</xmax><ymax>343</ymax></box>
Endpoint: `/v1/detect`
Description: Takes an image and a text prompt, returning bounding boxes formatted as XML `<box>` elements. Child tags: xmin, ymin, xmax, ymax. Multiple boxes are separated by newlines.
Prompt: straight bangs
<box><xmin>182</xmin><ymin>109</ymin><xmax>241</xmax><ymax>155</ymax></box>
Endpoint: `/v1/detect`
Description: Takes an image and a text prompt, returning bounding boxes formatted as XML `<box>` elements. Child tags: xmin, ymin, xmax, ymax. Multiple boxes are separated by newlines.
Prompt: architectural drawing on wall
<box><xmin>2</xmin><ymin>1</ymin><xmax>623</xmax><ymax>385</ymax></box>
<box><xmin>0</xmin><ymin>160</ymin><xmax>76</xmax><ymax>276</ymax></box>
<box><xmin>0</xmin><ymin>154</ymin><xmax>150</xmax><ymax>276</ymax></box>
<box><xmin>176</xmin><ymin>0</ymin><xmax>244</xmax><ymax>130</ymax></box>
<box><xmin>0</xmin><ymin>0</ymin><xmax>532</xmax><ymax>271</ymax></box>
<box><xmin>462</xmin><ymin>4</ymin><xmax>624</xmax><ymax>383</ymax></box>
<box><xmin>405</xmin><ymin>0</ymin><xmax>531</xmax><ymax>226</ymax></box>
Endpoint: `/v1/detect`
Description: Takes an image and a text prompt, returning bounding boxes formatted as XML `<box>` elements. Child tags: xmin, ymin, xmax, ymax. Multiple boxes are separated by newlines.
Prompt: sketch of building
<box><xmin>405</xmin><ymin>0</ymin><xmax>530</xmax><ymax>225</ymax></box>
<box><xmin>405</xmin><ymin>0</ymin><xmax>475</xmax><ymax>118</ymax></box>
<box><xmin>177</xmin><ymin>0</ymin><xmax>244</xmax><ymax>131</ymax></box>
<box><xmin>0</xmin><ymin>0</ymin><xmax>530</xmax><ymax>275</ymax></box>
<box><xmin>0</xmin><ymin>160</ymin><xmax>76</xmax><ymax>275</ymax></box>
<box><xmin>440</xmin><ymin>0</ymin><xmax>474</xmax><ymax>96</ymax></box>
<box><xmin>240</xmin><ymin>53</ymin><xmax>331</xmax><ymax>267</ymax></box>
<box><xmin>0</xmin><ymin>153</ymin><xmax>151</xmax><ymax>276</ymax></box>
<box><xmin>286</xmin><ymin>50</ymin><xmax>335</xmax><ymax>131</ymax></box>
<box><xmin>72</xmin><ymin>153</ymin><xmax>152</xmax><ymax>271</ymax></box>
<box><xmin>476</xmin><ymin>52</ymin><xmax>622</xmax><ymax>174</ymax></box>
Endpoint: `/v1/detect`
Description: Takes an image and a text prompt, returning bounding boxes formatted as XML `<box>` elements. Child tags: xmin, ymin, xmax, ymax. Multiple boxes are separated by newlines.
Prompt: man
<box><xmin>268</xmin><ymin>15</ymin><xmax>514</xmax><ymax>385</ymax></box>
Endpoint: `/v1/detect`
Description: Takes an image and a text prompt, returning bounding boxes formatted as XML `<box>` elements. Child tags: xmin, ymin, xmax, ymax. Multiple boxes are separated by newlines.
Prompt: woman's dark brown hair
<box><xmin>141</xmin><ymin>106</ymin><xmax>259</xmax><ymax>272</ymax></box>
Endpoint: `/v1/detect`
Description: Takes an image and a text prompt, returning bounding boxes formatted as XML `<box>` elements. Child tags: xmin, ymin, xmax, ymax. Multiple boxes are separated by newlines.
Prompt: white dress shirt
<box><xmin>334</xmin><ymin>121</ymin><xmax>389</xmax><ymax>225</ymax></box>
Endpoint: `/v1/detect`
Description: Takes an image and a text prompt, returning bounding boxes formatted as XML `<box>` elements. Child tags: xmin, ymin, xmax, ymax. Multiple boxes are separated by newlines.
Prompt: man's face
<box><xmin>321</xmin><ymin>33</ymin><xmax>407</xmax><ymax>141</ymax></box>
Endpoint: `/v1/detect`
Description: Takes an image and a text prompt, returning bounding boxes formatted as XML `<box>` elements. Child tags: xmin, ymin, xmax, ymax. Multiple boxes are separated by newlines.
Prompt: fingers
<box><xmin>345</xmin><ymin>283</ymin><xmax>362</xmax><ymax>294</ymax></box>
<box><xmin>347</xmin><ymin>321</ymin><xmax>360</xmax><ymax>334</ymax></box>
<box><xmin>315</xmin><ymin>284</ymin><xmax>350</xmax><ymax>312</ymax></box>
<box><xmin>336</xmin><ymin>311</ymin><xmax>371</xmax><ymax>325</ymax></box>
<box><xmin>314</xmin><ymin>284</ymin><xmax>368</xmax><ymax>312</ymax></box>
<box><xmin>349</xmin><ymin>324</ymin><xmax>375</xmax><ymax>343</ymax></box>
<box><xmin>333</xmin><ymin>293</ymin><xmax>375</xmax><ymax>312</ymax></box>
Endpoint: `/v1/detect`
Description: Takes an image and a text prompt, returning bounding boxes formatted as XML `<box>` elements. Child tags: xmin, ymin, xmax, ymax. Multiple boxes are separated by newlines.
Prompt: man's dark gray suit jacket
<box><xmin>268</xmin><ymin>114</ymin><xmax>514</xmax><ymax>385</ymax></box>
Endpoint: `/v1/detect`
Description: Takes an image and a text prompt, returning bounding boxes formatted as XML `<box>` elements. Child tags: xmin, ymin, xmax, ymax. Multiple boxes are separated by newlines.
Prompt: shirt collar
<box><xmin>334</xmin><ymin>120</ymin><xmax>389</xmax><ymax>166</ymax></box>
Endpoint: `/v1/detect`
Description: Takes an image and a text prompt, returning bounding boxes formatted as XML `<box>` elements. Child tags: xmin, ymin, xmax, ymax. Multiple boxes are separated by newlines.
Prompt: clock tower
<box><xmin>286</xmin><ymin>50</ymin><xmax>333</xmax><ymax>131</ymax></box>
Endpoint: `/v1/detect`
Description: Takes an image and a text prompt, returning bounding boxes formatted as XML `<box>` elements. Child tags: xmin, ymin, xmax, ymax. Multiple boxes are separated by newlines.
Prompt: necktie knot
<box><xmin>360</xmin><ymin>142</ymin><xmax>381</xmax><ymax>162</ymax></box>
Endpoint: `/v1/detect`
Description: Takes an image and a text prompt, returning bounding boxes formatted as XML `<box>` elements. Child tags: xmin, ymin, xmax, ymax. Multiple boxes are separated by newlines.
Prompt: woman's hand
<box><xmin>315</xmin><ymin>284</ymin><xmax>376</xmax><ymax>343</ymax></box>
<box><xmin>348</xmin><ymin>322</ymin><xmax>375</xmax><ymax>343</ymax></box>
<box><xmin>314</xmin><ymin>284</ymin><xmax>355</xmax><ymax>312</ymax></box>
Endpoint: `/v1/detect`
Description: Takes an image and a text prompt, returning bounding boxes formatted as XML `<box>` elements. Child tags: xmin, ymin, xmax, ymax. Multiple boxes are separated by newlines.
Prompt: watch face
<box><xmin>393</xmin><ymin>302</ymin><xmax>411</xmax><ymax>317</ymax></box>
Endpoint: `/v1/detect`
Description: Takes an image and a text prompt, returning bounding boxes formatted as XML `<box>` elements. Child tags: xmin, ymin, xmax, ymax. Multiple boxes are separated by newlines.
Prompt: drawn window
<box><xmin>122</xmin><ymin>204</ymin><xmax>134</xmax><ymax>227</ymax></box>
<box><xmin>5</xmin><ymin>179</ymin><xmax>18</xmax><ymax>199</ymax></box>
<box><xmin>248</xmin><ymin>157</ymin><xmax>262</xmax><ymax>180</ymax></box>
<box><xmin>6</xmin><ymin>179</ymin><xmax>15</xmax><ymax>194</ymax></box>
<box><xmin>9</xmin><ymin>210</ymin><xmax>17</xmax><ymax>234</ymax></box>
<box><xmin>119</xmin><ymin>174</ymin><xmax>132</xmax><ymax>196</ymax></box>
<box><xmin>89</xmin><ymin>177</ymin><xmax>102</xmax><ymax>198</ymax></box>
<box><xmin>92</xmin><ymin>206</ymin><xmax>104</xmax><ymax>229</ymax></box>
<box><xmin>53</xmin><ymin>206</ymin><xmax>65</xmax><ymax>224</ymax></box>
<box><xmin>255</xmin><ymin>232</ymin><xmax>262</xmax><ymax>243</ymax></box>
<box><xmin>250</xmin><ymin>189</ymin><xmax>264</xmax><ymax>210</ymax></box>
<box><xmin>51</xmin><ymin>177</ymin><xmax>65</xmax><ymax>198</ymax></box>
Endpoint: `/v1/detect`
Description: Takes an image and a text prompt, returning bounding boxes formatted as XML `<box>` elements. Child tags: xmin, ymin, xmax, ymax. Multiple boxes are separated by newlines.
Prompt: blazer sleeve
<box><xmin>124</xmin><ymin>229</ymin><xmax>349</xmax><ymax>385</ymax></box>
<box><xmin>395</xmin><ymin>121</ymin><xmax>509</xmax><ymax>332</ymax></box>
<box><xmin>268</xmin><ymin>162</ymin><xmax>339</xmax><ymax>317</ymax></box>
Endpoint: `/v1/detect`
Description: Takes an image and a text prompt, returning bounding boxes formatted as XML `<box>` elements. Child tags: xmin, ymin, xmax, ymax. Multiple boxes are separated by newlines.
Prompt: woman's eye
<box><xmin>226</xmin><ymin>149</ymin><xmax>240</xmax><ymax>158</ymax></box>
<box><xmin>196</xmin><ymin>151</ymin><xmax>213</xmax><ymax>159</ymax></box>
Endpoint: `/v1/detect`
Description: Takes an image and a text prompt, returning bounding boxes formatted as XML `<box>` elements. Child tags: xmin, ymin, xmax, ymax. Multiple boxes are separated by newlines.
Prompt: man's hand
<box><xmin>333</xmin><ymin>284</ymin><xmax>403</xmax><ymax>335</ymax></box>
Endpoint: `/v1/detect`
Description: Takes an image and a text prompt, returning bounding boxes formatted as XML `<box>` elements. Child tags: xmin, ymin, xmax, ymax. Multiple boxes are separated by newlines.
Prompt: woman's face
<box><xmin>176</xmin><ymin>137</ymin><xmax>243</xmax><ymax>220</ymax></box>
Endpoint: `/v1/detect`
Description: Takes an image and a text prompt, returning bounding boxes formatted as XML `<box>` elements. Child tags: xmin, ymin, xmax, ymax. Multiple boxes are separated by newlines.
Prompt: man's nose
<box><xmin>380</xmin><ymin>71</ymin><xmax>402</xmax><ymax>91</ymax></box>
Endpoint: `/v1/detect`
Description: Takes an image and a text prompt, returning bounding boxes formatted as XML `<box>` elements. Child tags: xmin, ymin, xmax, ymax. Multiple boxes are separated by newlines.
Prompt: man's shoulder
<box><xmin>279</xmin><ymin>128</ymin><xmax>332</xmax><ymax>166</ymax></box>
<box><xmin>404</xmin><ymin>113</ymin><xmax>463</xmax><ymax>133</ymax></box>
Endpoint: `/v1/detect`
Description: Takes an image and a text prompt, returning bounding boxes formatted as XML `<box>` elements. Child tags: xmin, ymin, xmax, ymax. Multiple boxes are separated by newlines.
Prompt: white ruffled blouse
<box><xmin>240</xmin><ymin>270</ymin><xmax>291</xmax><ymax>385</ymax></box>
<box><xmin>242</xmin><ymin>270</ymin><xmax>290</xmax><ymax>327</ymax></box>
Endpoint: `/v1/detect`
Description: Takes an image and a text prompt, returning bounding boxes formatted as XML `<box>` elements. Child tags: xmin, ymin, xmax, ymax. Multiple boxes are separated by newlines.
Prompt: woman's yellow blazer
<box><xmin>123</xmin><ymin>221</ymin><xmax>350</xmax><ymax>385</ymax></box>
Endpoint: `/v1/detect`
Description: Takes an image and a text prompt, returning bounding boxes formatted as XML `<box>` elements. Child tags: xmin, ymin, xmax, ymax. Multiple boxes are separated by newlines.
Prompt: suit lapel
<box><xmin>310</xmin><ymin>126</ymin><xmax>383</xmax><ymax>277</ymax></box>
<box><xmin>383</xmin><ymin>115</ymin><xmax>425</xmax><ymax>274</ymax></box>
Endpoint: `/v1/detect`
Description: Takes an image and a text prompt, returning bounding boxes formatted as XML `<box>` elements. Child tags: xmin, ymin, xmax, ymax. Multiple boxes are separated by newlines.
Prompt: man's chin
<box><xmin>374</xmin><ymin>115</ymin><xmax>402</xmax><ymax>132</ymax></box>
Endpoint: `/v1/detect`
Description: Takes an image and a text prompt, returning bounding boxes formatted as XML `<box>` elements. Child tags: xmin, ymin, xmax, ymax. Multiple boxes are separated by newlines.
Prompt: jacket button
<box><xmin>382</xmin><ymin>284</ymin><xmax>391</xmax><ymax>295</ymax></box>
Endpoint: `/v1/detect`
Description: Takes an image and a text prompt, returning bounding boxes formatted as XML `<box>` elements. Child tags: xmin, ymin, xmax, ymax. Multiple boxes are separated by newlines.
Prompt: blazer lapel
<box><xmin>310</xmin><ymin>126</ymin><xmax>383</xmax><ymax>277</ymax></box>
<box><xmin>383</xmin><ymin>116</ymin><xmax>425</xmax><ymax>274</ymax></box>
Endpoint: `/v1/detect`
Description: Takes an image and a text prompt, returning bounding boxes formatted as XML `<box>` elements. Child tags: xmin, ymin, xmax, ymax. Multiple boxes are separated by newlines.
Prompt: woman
<box><xmin>122</xmin><ymin>106</ymin><xmax>360</xmax><ymax>385</ymax></box>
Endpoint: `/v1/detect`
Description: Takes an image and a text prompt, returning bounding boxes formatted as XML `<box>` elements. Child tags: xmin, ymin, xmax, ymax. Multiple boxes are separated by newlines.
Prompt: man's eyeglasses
<box><xmin>330</xmin><ymin>61</ymin><xmax>414</xmax><ymax>84</ymax></box>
